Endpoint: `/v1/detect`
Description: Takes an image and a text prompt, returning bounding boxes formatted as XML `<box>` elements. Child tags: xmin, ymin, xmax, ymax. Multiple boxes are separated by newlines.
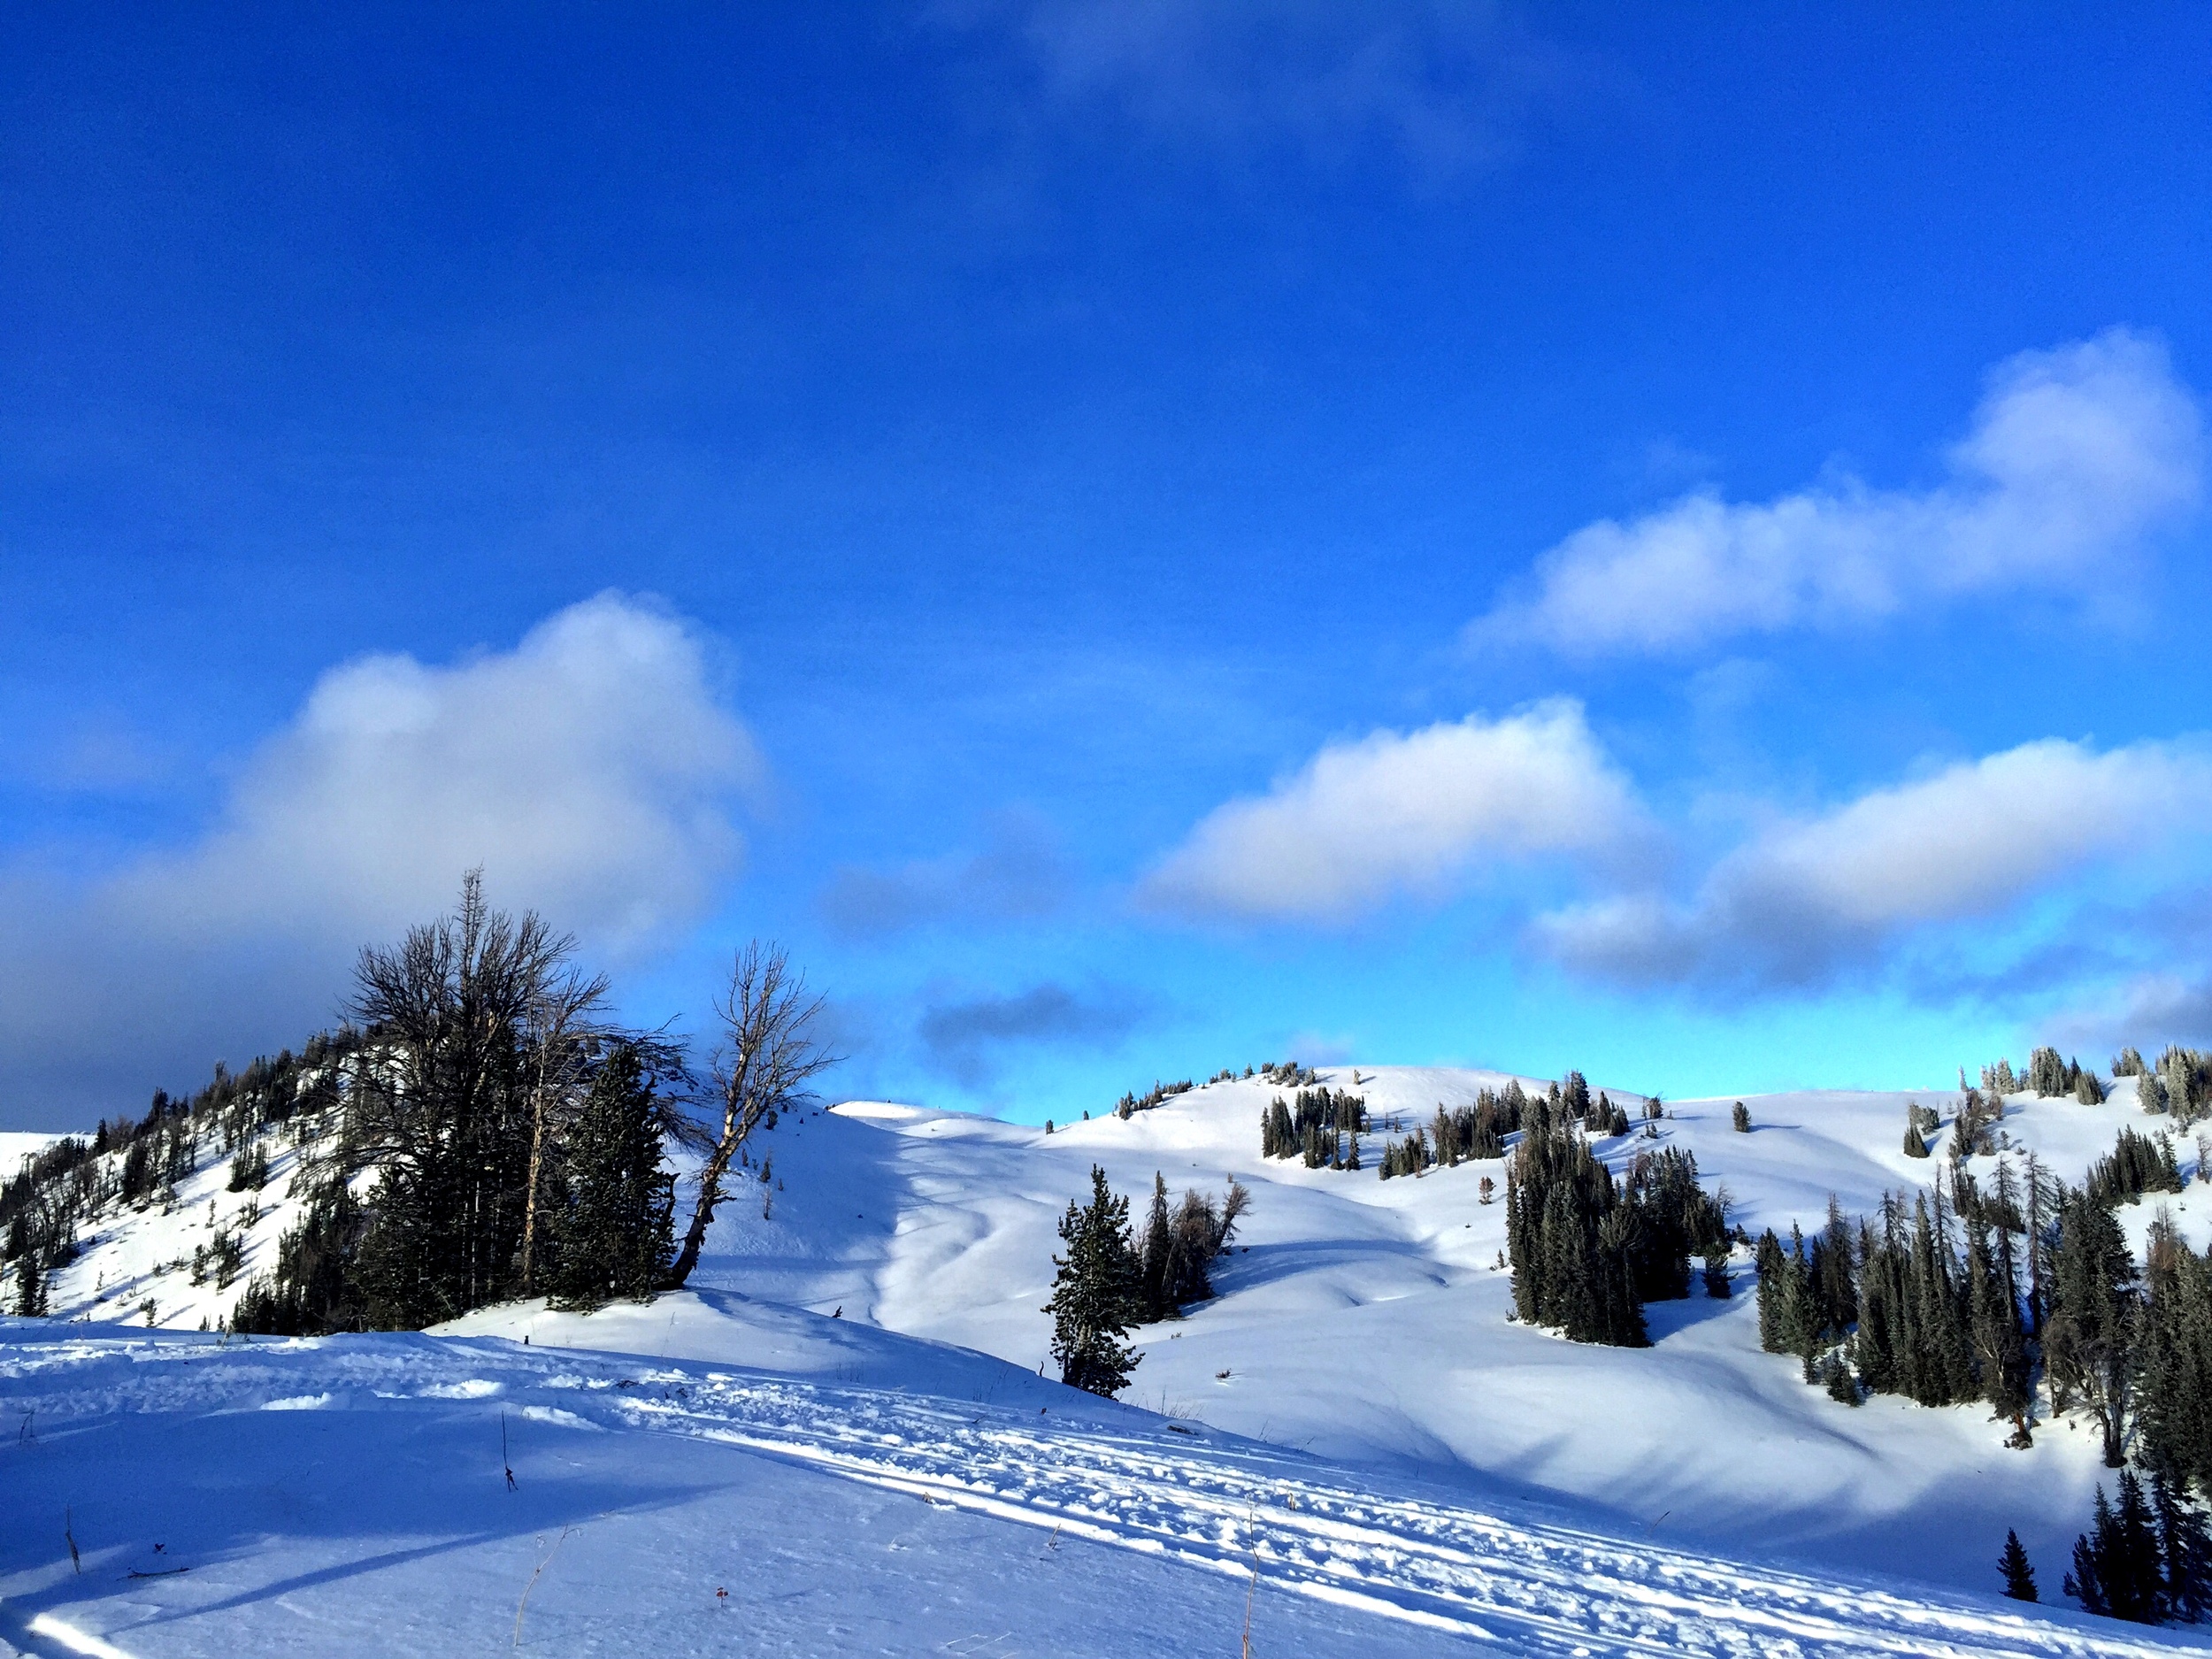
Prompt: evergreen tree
<box><xmin>2046</xmin><ymin>1191</ymin><xmax>2140</xmax><ymax>1467</ymax></box>
<box><xmin>544</xmin><ymin>1043</ymin><xmax>674</xmax><ymax>1311</ymax></box>
<box><xmin>1140</xmin><ymin>1172</ymin><xmax>1173</xmax><ymax>1320</ymax></box>
<box><xmin>1904</xmin><ymin>1121</ymin><xmax>1930</xmax><ymax>1158</ymax></box>
<box><xmin>2154</xmin><ymin>1473</ymin><xmax>2212</xmax><ymax>1624</ymax></box>
<box><xmin>1821</xmin><ymin>1351</ymin><xmax>1859</xmax><ymax>1405</ymax></box>
<box><xmin>1044</xmin><ymin>1165</ymin><xmax>1145</xmax><ymax>1396</ymax></box>
<box><xmin>2000</xmin><ymin>1530</ymin><xmax>2038</xmax><ymax>1601</ymax></box>
<box><xmin>12</xmin><ymin>1251</ymin><xmax>46</xmax><ymax>1317</ymax></box>
<box><xmin>1506</xmin><ymin>1102</ymin><xmax>1647</xmax><ymax>1347</ymax></box>
<box><xmin>1731</xmin><ymin>1100</ymin><xmax>1751</xmax><ymax>1133</ymax></box>
<box><xmin>2138</xmin><ymin>1237</ymin><xmax>2212</xmax><ymax>1497</ymax></box>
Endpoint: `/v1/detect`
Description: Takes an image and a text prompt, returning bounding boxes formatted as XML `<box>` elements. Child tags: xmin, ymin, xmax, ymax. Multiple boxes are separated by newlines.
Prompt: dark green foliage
<box><xmin>1505</xmin><ymin>1097</ymin><xmax>1664</xmax><ymax>1348</ymax></box>
<box><xmin>2078</xmin><ymin>1071</ymin><xmax>2108</xmax><ymax>1105</ymax></box>
<box><xmin>1821</xmin><ymin>1351</ymin><xmax>1859</xmax><ymax>1404</ymax></box>
<box><xmin>2085</xmin><ymin>1128</ymin><xmax>2184</xmax><ymax>1209</ymax></box>
<box><xmin>1114</xmin><ymin>1079</ymin><xmax>1194</xmax><ymax>1118</ymax></box>
<box><xmin>1138</xmin><ymin>1171</ymin><xmax>1250</xmax><ymax>1318</ymax></box>
<box><xmin>1903</xmin><ymin>1122</ymin><xmax>1929</xmax><ymax>1158</ymax></box>
<box><xmin>1045</xmin><ymin>1165</ymin><xmax>1145</xmax><ymax>1396</ymax></box>
<box><xmin>2136</xmin><ymin>1227</ymin><xmax>2212</xmax><ymax>1499</ymax></box>
<box><xmin>2068</xmin><ymin>1474</ymin><xmax>2164</xmax><ymax>1623</ymax></box>
<box><xmin>13</xmin><ymin>1251</ymin><xmax>47</xmax><ymax>1317</ymax></box>
<box><xmin>1731</xmin><ymin>1101</ymin><xmax>1751</xmax><ymax>1133</ymax></box>
<box><xmin>227</xmin><ymin>1141</ymin><xmax>269</xmax><ymax>1193</ymax></box>
<box><xmin>2046</xmin><ymin>1192</ymin><xmax>2140</xmax><ymax>1467</ymax></box>
<box><xmin>2000</xmin><ymin>1531</ymin><xmax>2037</xmax><ymax>1601</ymax></box>
<box><xmin>1755</xmin><ymin>1200</ymin><xmax>1858</xmax><ymax>1363</ymax></box>
<box><xmin>2154</xmin><ymin>1473</ymin><xmax>2212</xmax><ymax>1624</ymax></box>
<box><xmin>544</xmin><ymin>1043</ymin><xmax>673</xmax><ymax>1311</ymax></box>
<box><xmin>1621</xmin><ymin>1147</ymin><xmax>1729</xmax><ymax>1302</ymax></box>
<box><xmin>2159</xmin><ymin>1048</ymin><xmax>2211</xmax><ymax>1129</ymax></box>
<box><xmin>1140</xmin><ymin>1173</ymin><xmax>1173</xmax><ymax>1320</ymax></box>
<box><xmin>1701</xmin><ymin>1246</ymin><xmax>1731</xmax><ymax>1299</ymax></box>
<box><xmin>231</xmin><ymin>1179</ymin><xmax>367</xmax><ymax>1335</ymax></box>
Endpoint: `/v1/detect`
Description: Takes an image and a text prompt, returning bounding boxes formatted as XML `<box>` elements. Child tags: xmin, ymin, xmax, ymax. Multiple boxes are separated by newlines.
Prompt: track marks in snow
<box><xmin>3</xmin><ymin>1332</ymin><xmax>2201</xmax><ymax>1659</ymax></box>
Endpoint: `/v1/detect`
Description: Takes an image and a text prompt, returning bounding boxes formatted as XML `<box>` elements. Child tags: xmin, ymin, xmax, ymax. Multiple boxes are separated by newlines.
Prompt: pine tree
<box><xmin>1821</xmin><ymin>1351</ymin><xmax>1859</xmax><ymax>1405</ymax></box>
<box><xmin>2046</xmin><ymin>1191</ymin><xmax>2140</xmax><ymax>1467</ymax></box>
<box><xmin>1044</xmin><ymin>1165</ymin><xmax>1144</xmax><ymax>1396</ymax></box>
<box><xmin>2154</xmin><ymin>1472</ymin><xmax>2212</xmax><ymax>1623</ymax></box>
<box><xmin>12</xmin><ymin>1251</ymin><xmax>46</xmax><ymax>1317</ymax></box>
<box><xmin>1731</xmin><ymin>1101</ymin><xmax>1751</xmax><ymax>1133</ymax></box>
<box><xmin>2000</xmin><ymin>1530</ymin><xmax>2038</xmax><ymax>1601</ymax></box>
<box><xmin>2066</xmin><ymin>1475</ymin><xmax>2165</xmax><ymax>1624</ymax></box>
<box><xmin>1140</xmin><ymin>1173</ymin><xmax>1173</xmax><ymax>1321</ymax></box>
<box><xmin>1903</xmin><ymin>1121</ymin><xmax>1929</xmax><ymax>1158</ymax></box>
<box><xmin>544</xmin><ymin>1043</ymin><xmax>674</xmax><ymax>1311</ymax></box>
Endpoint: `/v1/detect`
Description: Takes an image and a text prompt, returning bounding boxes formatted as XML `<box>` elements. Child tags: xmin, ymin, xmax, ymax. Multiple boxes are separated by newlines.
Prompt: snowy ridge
<box><xmin>3</xmin><ymin>1323</ymin><xmax>2202</xmax><ymax>1658</ymax></box>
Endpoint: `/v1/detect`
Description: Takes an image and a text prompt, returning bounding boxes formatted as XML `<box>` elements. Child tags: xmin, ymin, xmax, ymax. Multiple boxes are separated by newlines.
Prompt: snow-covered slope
<box><xmin>11</xmin><ymin>1061</ymin><xmax>2200</xmax><ymax>1628</ymax></box>
<box><xmin>4</xmin><ymin>1316</ymin><xmax>2206</xmax><ymax>1658</ymax></box>
<box><xmin>666</xmin><ymin>1067</ymin><xmax>2194</xmax><ymax>1603</ymax></box>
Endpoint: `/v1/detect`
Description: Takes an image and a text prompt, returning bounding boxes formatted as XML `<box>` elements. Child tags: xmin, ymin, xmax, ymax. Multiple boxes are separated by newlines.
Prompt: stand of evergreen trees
<box><xmin>1113</xmin><ymin>1079</ymin><xmax>1195</xmax><ymax>1119</ymax></box>
<box><xmin>1135</xmin><ymin>1170</ymin><xmax>1251</xmax><ymax>1320</ymax></box>
<box><xmin>1504</xmin><ymin>1088</ymin><xmax>1728</xmax><ymax>1347</ymax></box>
<box><xmin>1259</xmin><ymin>1087</ymin><xmax>1367</xmax><ymax>1169</ymax></box>
<box><xmin>2</xmin><ymin>877</ymin><xmax>760</xmax><ymax>1338</ymax></box>
<box><xmin>1747</xmin><ymin>1117</ymin><xmax>2212</xmax><ymax>1625</ymax></box>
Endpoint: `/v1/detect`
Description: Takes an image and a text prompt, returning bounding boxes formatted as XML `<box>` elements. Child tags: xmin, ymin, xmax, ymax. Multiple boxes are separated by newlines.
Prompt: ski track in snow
<box><xmin>3</xmin><ymin>1330</ymin><xmax>2201</xmax><ymax>1659</ymax></box>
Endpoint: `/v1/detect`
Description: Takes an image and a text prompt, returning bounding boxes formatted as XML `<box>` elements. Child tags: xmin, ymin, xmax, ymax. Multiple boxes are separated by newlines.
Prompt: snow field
<box><xmin>4</xmin><ymin>1320</ymin><xmax>2205</xmax><ymax>1657</ymax></box>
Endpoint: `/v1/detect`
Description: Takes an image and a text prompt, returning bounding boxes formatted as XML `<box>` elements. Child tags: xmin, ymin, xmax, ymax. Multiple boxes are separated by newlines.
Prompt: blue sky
<box><xmin>4</xmin><ymin>5</ymin><xmax>2212</xmax><ymax>1129</ymax></box>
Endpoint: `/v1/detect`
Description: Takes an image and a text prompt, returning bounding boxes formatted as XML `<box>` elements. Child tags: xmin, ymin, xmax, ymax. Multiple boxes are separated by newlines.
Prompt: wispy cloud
<box><xmin>2044</xmin><ymin>972</ymin><xmax>2212</xmax><ymax>1057</ymax></box>
<box><xmin>916</xmin><ymin>980</ymin><xmax>1151</xmax><ymax>1087</ymax></box>
<box><xmin>1536</xmin><ymin>736</ymin><xmax>2212</xmax><ymax>993</ymax></box>
<box><xmin>818</xmin><ymin>809</ymin><xmax>1069</xmax><ymax>940</ymax></box>
<box><xmin>937</xmin><ymin>0</ymin><xmax>1582</xmax><ymax>178</ymax></box>
<box><xmin>1138</xmin><ymin>699</ymin><xmax>1642</xmax><ymax>924</ymax></box>
<box><xmin>1469</xmin><ymin>329</ymin><xmax>2203</xmax><ymax>657</ymax></box>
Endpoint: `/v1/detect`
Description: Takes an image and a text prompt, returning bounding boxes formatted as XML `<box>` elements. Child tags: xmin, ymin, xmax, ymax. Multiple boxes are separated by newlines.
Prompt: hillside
<box><xmin>9</xmin><ymin>1057</ymin><xmax>2211</xmax><ymax>1637</ymax></box>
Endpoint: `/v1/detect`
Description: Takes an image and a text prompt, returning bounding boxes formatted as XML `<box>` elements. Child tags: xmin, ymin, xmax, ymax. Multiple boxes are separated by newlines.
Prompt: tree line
<box><xmin>1753</xmin><ymin>1086</ymin><xmax>2212</xmax><ymax>1626</ymax></box>
<box><xmin>2</xmin><ymin>875</ymin><xmax>834</xmax><ymax>1333</ymax></box>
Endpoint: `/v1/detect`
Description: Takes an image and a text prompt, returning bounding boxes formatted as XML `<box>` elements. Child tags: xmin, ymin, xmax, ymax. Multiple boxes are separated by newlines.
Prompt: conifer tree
<box><xmin>2000</xmin><ymin>1531</ymin><xmax>2038</xmax><ymax>1601</ymax></box>
<box><xmin>1044</xmin><ymin>1165</ymin><xmax>1144</xmax><ymax>1396</ymax></box>
<box><xmin>2046</xmin><ymin>1192</ymin><xmax>2140</xmax><ymax>1467</ymax></box>
<box><xmin>1140</xmin><ymin>1172</ymin><xmax>1173</xmax><ymax>1321</ymax></box>
<box><xmin>2154</xmin><ymin>1472</ymin><xmax>2212</xmax><ymax>1624</ymax></box>
<box><xmin>545</xmin><ymin>1042</ymin><xmax>674</xmax><ymax>1311</ymax></box>
<box><xmin>1904</xmin><ymin>1121</ymin><xmax>1929</xmax><ymax>1158</ymax></box>
<box><xmin>12</xmin><ymin>1251</ymin><xmax>46</xmax><ymax>1317</ymax></box>
<box><xmin>1732</xmin><ymin>1101</ymin><xmax>1751</xmax><ymax>1133</ymax></box>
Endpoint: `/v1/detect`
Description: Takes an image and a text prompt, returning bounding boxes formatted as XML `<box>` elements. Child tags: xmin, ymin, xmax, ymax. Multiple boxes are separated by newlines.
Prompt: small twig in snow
<box><xmin>512</xmin><ymin>1525</ymin><xmax>574</xmax><ymax>1648</ymax></box>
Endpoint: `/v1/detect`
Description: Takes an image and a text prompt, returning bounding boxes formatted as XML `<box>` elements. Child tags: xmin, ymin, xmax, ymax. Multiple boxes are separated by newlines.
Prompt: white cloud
<box><xmin>1539</xmin><ymin>736</ymin><xmax>2212</xmax><ymax>989</ymax></box>
<box><xmin>0</xmin><ymin>593</ymin><xmax>757</xmax><ymax>1122</ymax></box>
<box><xmin>1139</xmin><ymin>699</ymin><xmax>1640</xmax><ymax>923</ymax></box>
<box><xmin>1471</xmin><ymin>329</ymin><xmax>2203</xmax><ymax>657</ymax></box>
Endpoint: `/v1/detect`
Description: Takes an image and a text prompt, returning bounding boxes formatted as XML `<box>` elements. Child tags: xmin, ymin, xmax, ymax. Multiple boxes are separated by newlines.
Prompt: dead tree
<box><xmin>664</xmin><ymin>942</ymin><xmax>836</xmax><ymax>1289</ymax></box>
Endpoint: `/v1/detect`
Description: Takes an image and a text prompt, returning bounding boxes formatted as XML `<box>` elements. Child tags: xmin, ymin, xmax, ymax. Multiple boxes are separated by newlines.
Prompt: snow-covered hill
<box><xmin>8</xmin><ymin>1060</ymin><xmax>2207</xmax><ymax>1651</ymax></box>
<box><xmin>4</xmin><ymin>1312</ymin><xmax>2207</xmax><ymax>1657</ymax></box>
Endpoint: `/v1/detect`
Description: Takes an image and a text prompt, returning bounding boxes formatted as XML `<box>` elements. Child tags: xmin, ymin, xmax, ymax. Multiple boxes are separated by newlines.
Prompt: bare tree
<box><xmin>664</xmin><ymin>942</ymin><xmax>838</xmax><ymax>1290</ymax></box>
